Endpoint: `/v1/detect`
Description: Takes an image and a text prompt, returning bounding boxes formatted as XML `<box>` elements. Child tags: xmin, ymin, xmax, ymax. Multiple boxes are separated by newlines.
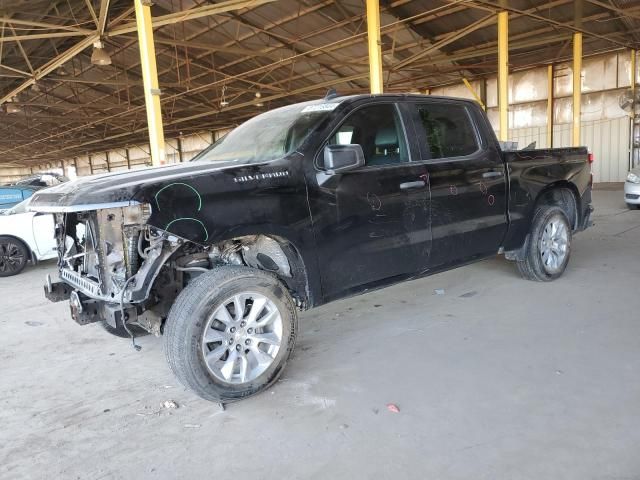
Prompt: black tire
<box><xmin>517</xmin><ymin>205</ymin><xmax>572</xmax><ymax>282</ymax></box>
<box><xmin>163</xmin><ymin>266</ymin><xmax>297</xmax><ymax>403</ymax></box>
<box><xmin>100</xmin><ymin>320</ymin><xmax>149</xmax><ymax>338</ymax></box>
<box><xmin>0</xmin><ymin>236</ymin><xmax>29</xmax><ymax>277</ymax></box>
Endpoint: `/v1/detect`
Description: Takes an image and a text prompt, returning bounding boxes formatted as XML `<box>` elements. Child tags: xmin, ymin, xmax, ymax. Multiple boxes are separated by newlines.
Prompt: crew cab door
<box><xmin>408</xmin><ymin>100</ymin><xmax>508</xmax><ymax>268</ymax></box>
<box><xmin>307</xmin><ymin>102</ymin><xmax>431</xmax><ymax>301</ymax></box>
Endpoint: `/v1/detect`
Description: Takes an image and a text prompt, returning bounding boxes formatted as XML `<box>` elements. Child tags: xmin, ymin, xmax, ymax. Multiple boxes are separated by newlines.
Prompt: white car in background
<box><xmin>0</xmin><ymin>198</ymin><xmax>57</xmax><ymax>277</ymax></box>
<box><xmin>625</xmin><ymin>167</ymin><xmax>640</xmax><ymax>210</ymax></box>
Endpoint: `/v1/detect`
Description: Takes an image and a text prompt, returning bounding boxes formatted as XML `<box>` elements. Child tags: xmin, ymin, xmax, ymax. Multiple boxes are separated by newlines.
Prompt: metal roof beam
<box><xmin>122</xmin><ymin>34</ymin><xmax>284</xmax><ymax>60</ymax></box>
<box><xmin>0</xmin><ymin>16</ymin><xmax>93</xmax><ymax>34</ymax></box>
<box><xmin>84</xmin><ymin>0</ymin><xmax>99</xmax><ymax>28</ymax></box>
<box><xmin>0</xmin><ymin>5</ymin><xmax>136</xmax><ymax>106</ymax></box>
<box><xmin>7</xmin><ymin>24</ymin><xmax>34</xmax><ymax>74</ymax></box>
<box><xmin>0</xmin><ymin>64</ymin><xmax>30</xmax><ymax>76</ymax></box>
<box><xmin>97</xmin><ymin>0</ymin><xmax>111</xmax><ymax>37</ymax></box>
<box><xmin>3</xmin><ymin>2</ymin><xmax>482</xmax><ymax>138</ymax></box>
<box><xmin>0</xmin><ymin>31</ymin><xmax>90</xmax><ymax>42</ymax></box>
<box><xmin>584</xmin><ymin>0</ymin><xmax>640</xmax><ymax>22</ymax></box>
<box><xmin>391</xmin><ymin>14</ymin><xmax>495</xmax><ymax>71</ymax></box>
<box><xmin>0</xmin><ymin>35</ymin><xmax>97</xmax><ymax>105</ymax></box>
<box><xmin>108</xmin><ymin>0</ymin><xmax>278</xmax><ymax>36</ymax></box>
<box><xmin>459</xmin><ymin>0</ymin><xmax>634</xmax><ymax>48</ymax></box>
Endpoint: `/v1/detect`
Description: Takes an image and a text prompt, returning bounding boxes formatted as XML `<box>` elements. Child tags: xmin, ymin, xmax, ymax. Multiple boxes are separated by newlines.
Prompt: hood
<box><xmin>28</xmin><ymin>159</ymin><xmax>248</xmax><ymax>212</ymax></box>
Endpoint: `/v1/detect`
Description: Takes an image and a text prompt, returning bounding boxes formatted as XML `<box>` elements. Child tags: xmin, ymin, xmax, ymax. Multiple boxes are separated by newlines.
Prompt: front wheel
<box><xmin>163</xmin><ymin>266</ymin><xmax>297</xmax><ymax>403</ymax></box>
<box><xmin>517</xmin><ymin>205</ymin><xmax>572</xmax><ymax>282</ymax></box>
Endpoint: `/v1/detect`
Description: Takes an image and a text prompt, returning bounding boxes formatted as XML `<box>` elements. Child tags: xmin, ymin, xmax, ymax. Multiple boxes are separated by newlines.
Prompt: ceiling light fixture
<box><xmin>255</xmin><ymin>91</ymin><xmax>263</xmax><ymax>107</ymax></box>
<box><xmin>220</xmin><ymin>85</ymin><xmax>229</xmax><ymax>107</ymax></box>
<box><xmin>6</xmin><ymin>98</ymin><xmax>21</xmax><ymax>114</ymax></box>
<box><xmin>57</xmin><ymin>65</ymin><xmax>69</xmax><ymax>76</ymax></box>
<box><xmin>91</xmin><ymin>40</ymin><xmax>112</xmax><ymax>66</ymax></box>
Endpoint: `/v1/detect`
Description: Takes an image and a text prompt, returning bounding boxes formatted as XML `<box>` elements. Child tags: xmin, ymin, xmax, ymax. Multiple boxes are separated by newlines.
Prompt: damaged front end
<box><xmin>44</xmin><ymin>202</ymin><xmax>302</xmax><ymax>339</ymax></box>
<box><xmin>46</xmin><ymin>204</ymin><xmax>184</xmax><ymax>335</ymax></box>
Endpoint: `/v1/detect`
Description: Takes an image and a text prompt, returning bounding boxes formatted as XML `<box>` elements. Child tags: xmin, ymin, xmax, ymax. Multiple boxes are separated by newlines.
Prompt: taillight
<box><xmin>588</xmin><ymin>152</ymin><xmax>594</xmax><ymax>164</ymax></box>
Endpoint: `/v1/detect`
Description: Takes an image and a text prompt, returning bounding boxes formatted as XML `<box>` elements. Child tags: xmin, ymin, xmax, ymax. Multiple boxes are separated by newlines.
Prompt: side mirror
<box><xmin>323</xmin><ymin>144</ymin><xmax>365</xmax><ymax>174</ymax></box>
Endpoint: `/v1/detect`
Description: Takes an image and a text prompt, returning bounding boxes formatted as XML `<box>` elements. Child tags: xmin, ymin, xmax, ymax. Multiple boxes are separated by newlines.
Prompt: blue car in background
<box><xmin>0</xmin><ymin>185</ymin><xmax>40</xmax><ymax>212</ymax></box>
<box><xmin>0</xmin><ymin>173</ymin><xmax>69</xmax><ymax>212</ymax></box>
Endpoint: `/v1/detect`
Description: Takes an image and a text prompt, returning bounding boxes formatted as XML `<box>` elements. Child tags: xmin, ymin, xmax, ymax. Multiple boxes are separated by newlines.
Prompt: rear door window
<box><xmin>415</xmin><ymin>103</ymin><xmax>479</xmax><ymax>159</ymax></box>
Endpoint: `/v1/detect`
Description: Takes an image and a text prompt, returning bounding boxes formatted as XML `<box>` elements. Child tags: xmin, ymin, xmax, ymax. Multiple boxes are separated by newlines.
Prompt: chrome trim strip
<box><xmin>29</xmin><ymin>200</ymin><xmax>140</xmax><ymax>213</ymax></box>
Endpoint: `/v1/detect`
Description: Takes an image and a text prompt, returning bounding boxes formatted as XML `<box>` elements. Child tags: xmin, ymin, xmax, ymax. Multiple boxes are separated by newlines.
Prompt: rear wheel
<box><xmin>0</xmin><ymin>236</ymin><xmax>28</xmax><ymax>277</ymax></box>
<box><xmin>163</xmin><ymin>266</ymin><xmax>297</xmax><ymax>403</ymax></box>
<box><xmin>517</xmin><ymin>205</ymin><xmax>572</xmax><ymax>282</ymax></box>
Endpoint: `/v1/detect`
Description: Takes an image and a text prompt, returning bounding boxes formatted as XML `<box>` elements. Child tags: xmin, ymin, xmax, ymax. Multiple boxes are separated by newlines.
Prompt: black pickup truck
<box><xmin>30</xmin><ymin>94</ymin><xmax>593</xmax><ymax>403</ymax></box>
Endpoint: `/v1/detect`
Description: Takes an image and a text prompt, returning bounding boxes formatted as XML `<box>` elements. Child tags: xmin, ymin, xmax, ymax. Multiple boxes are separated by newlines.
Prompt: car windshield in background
<box><xmin>194</xmin><ymin>101</ymin><xmax>338</xmax><ymax>163</ymax></box>
<box><xmin>3</xmin><ymin>198</ymin><xmax>30</xmax><ymax>215</ymax></box>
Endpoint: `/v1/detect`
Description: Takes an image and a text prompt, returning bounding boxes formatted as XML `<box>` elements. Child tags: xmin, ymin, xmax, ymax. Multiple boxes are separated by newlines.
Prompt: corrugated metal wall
<box><xmin>509</xmin><ymin>116</ymin><xmax>631</xmax><ymax>182</ymax></box>
<box><xmin>508</xmin><ymin>126</ymin><xmax>548</xmax><ymax>149</ymax></box>
<box><xmin>555</xmin><ymin>118</ymin><xmax>630</xmax><ymax>183</ymax></box>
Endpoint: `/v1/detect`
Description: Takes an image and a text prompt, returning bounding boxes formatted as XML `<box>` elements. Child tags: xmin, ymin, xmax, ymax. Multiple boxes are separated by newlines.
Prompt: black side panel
<box><xmin>305</xmin><ymin>101</ymin><xmax>432</xmax><ymax>301</ymax></box>
<box><xmin>407</xmin><ymin>100</ymin><xmax>508</xmax><ymax>268</ymax></box>
<box><xmin>502</xmin><ymin>147</ymin><xmax>591</xmax><ymax>250</ymax></box>
<box><xmin>130</xmin><ymin>157</ymin><xmax>323</xmax><ymax>306</ymax></box>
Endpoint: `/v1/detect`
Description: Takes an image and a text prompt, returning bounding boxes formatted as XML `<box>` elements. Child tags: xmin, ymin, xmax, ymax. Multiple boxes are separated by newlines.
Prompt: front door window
<box><xmin>329</xmin><ymin>104</ymin><xmax>409</xmax><ymax>166</ymax></box>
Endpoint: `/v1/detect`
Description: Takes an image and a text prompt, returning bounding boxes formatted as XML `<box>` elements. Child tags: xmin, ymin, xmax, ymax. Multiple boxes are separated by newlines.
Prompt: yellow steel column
<box><xmin>497</xmin><ymin>11</ymin><xmax>509</xmax><ymax>141</ymax></box>
<box><xmin>134</xmin><ymin>0</ymin><xmax>166</xmax><ymax>166</ymax></box>
<box><xmin>547</xmin><ymin>64</ymin><xmax>554</xmax><ymax>148</ymax></box>
<box><xmin>572</xmin><ymin>32</ymin><xmax>582</xmax><ymax>147</ymax></box>
<box><xmin>366</xmin><ymin>0</ymin><xmax>383</xmax><ymax>94</ymax></box>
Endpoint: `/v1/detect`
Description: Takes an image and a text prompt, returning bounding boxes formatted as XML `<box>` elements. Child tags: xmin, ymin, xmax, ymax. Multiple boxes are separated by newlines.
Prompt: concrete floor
<box><xmin>1</xmin><ymin>189</ymin><xmax>639</xmax><ymax>480</ymax></box>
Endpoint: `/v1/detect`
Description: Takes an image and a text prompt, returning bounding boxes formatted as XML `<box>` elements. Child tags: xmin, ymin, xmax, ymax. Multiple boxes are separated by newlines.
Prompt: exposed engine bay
<box><xmin>47</xmin><ymin>204</ymin><xmax>298</xmax><ymax>338</ymax></box>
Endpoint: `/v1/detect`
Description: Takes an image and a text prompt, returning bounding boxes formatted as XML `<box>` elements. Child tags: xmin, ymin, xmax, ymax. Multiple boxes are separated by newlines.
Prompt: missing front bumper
<box><xmin>44</xmin><ymin>276</ymin><xmax>72</xmax><ymax>302</ymax></box>
<box><xmin>44</xmin><ymin>279</ymin><xmax>138</xmax><ymax>327</ymax></box>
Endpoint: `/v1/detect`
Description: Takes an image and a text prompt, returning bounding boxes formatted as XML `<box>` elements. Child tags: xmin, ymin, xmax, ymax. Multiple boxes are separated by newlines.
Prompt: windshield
<box><xmin>194</xmin><ymin>100</ymin><xmax>339</xmax><ymax>163</ymax></box>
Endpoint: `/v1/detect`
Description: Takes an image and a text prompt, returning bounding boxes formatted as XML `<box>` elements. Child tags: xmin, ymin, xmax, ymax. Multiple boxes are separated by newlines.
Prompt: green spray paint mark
<box><xmin>155</xmin><ymin>182</ymin><xmax>202</xmax><ymax>212</ymax></box>
<box><xmin>164</xmin><ymin>217</ymin><xmax>209</xmax><ymax>241</ymax></box>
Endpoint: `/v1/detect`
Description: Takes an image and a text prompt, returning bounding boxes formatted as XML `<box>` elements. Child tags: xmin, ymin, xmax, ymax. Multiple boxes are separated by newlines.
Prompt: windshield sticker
<box><xmin>301</xmin><ymin>103</ymin><xmax>338</xmax><ymax>113</ymax></box>
<box><xmin>234</xmin><ymin>170</ymin><xmax>290</xmax><ymax>183</ymax></box>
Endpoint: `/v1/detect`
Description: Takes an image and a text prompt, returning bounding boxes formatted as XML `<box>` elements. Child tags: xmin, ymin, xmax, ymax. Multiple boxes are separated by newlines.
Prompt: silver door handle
<box><xmin>482</xmin><ymin>171</ymin><xmax>504</xmax><ymax>178</ymax></box>
<box><xmin>400</xmin><ymin>180</ymin><xmax>426</xmax><ymax>190</ymax></box>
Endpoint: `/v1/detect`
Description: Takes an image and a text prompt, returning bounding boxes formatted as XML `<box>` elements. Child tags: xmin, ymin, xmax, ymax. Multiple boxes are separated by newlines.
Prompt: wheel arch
<box><xmin>505</xmin><ymin>182</ymin><xmax>580</xmax><ymax>262</ymax></box>
<box><xmin>0</xmin><ymin>234</ymin><xmax>33</xmax><ymax>261</ymax></box>
<box><xmin>226</xmin><ymin>232</ymin><xmax>313</xmax><ymax>309</ymax></box>
<box><xmin>265</xmin><ymin>234</ymin><xmax>313</xmax><ymax>307</ymax></box>
<box><xmin>165</xmin><ymin>229</ymin><xmax>317</xmax><ymax>309</ymax></box>
<box><xmin>532</xmin><ymin>181</ymin><xmax>580</xmax><ymax>230</ymax></box>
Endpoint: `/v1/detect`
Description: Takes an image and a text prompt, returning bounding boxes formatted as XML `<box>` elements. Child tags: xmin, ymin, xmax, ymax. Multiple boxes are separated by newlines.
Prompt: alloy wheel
<box><xmin>201</xmin><ymin>292</ymin><xmax>283</xmax><ymax>384</ymax></box>
<box><xmin>0</xmin><ymin>241</ymin><xmax>26</xmax><ymax>275</ymax></box>
<box><xmin>539</xmin><ymin>214</ymin><xmax>569</xmax><ymax>274</ymax></box>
